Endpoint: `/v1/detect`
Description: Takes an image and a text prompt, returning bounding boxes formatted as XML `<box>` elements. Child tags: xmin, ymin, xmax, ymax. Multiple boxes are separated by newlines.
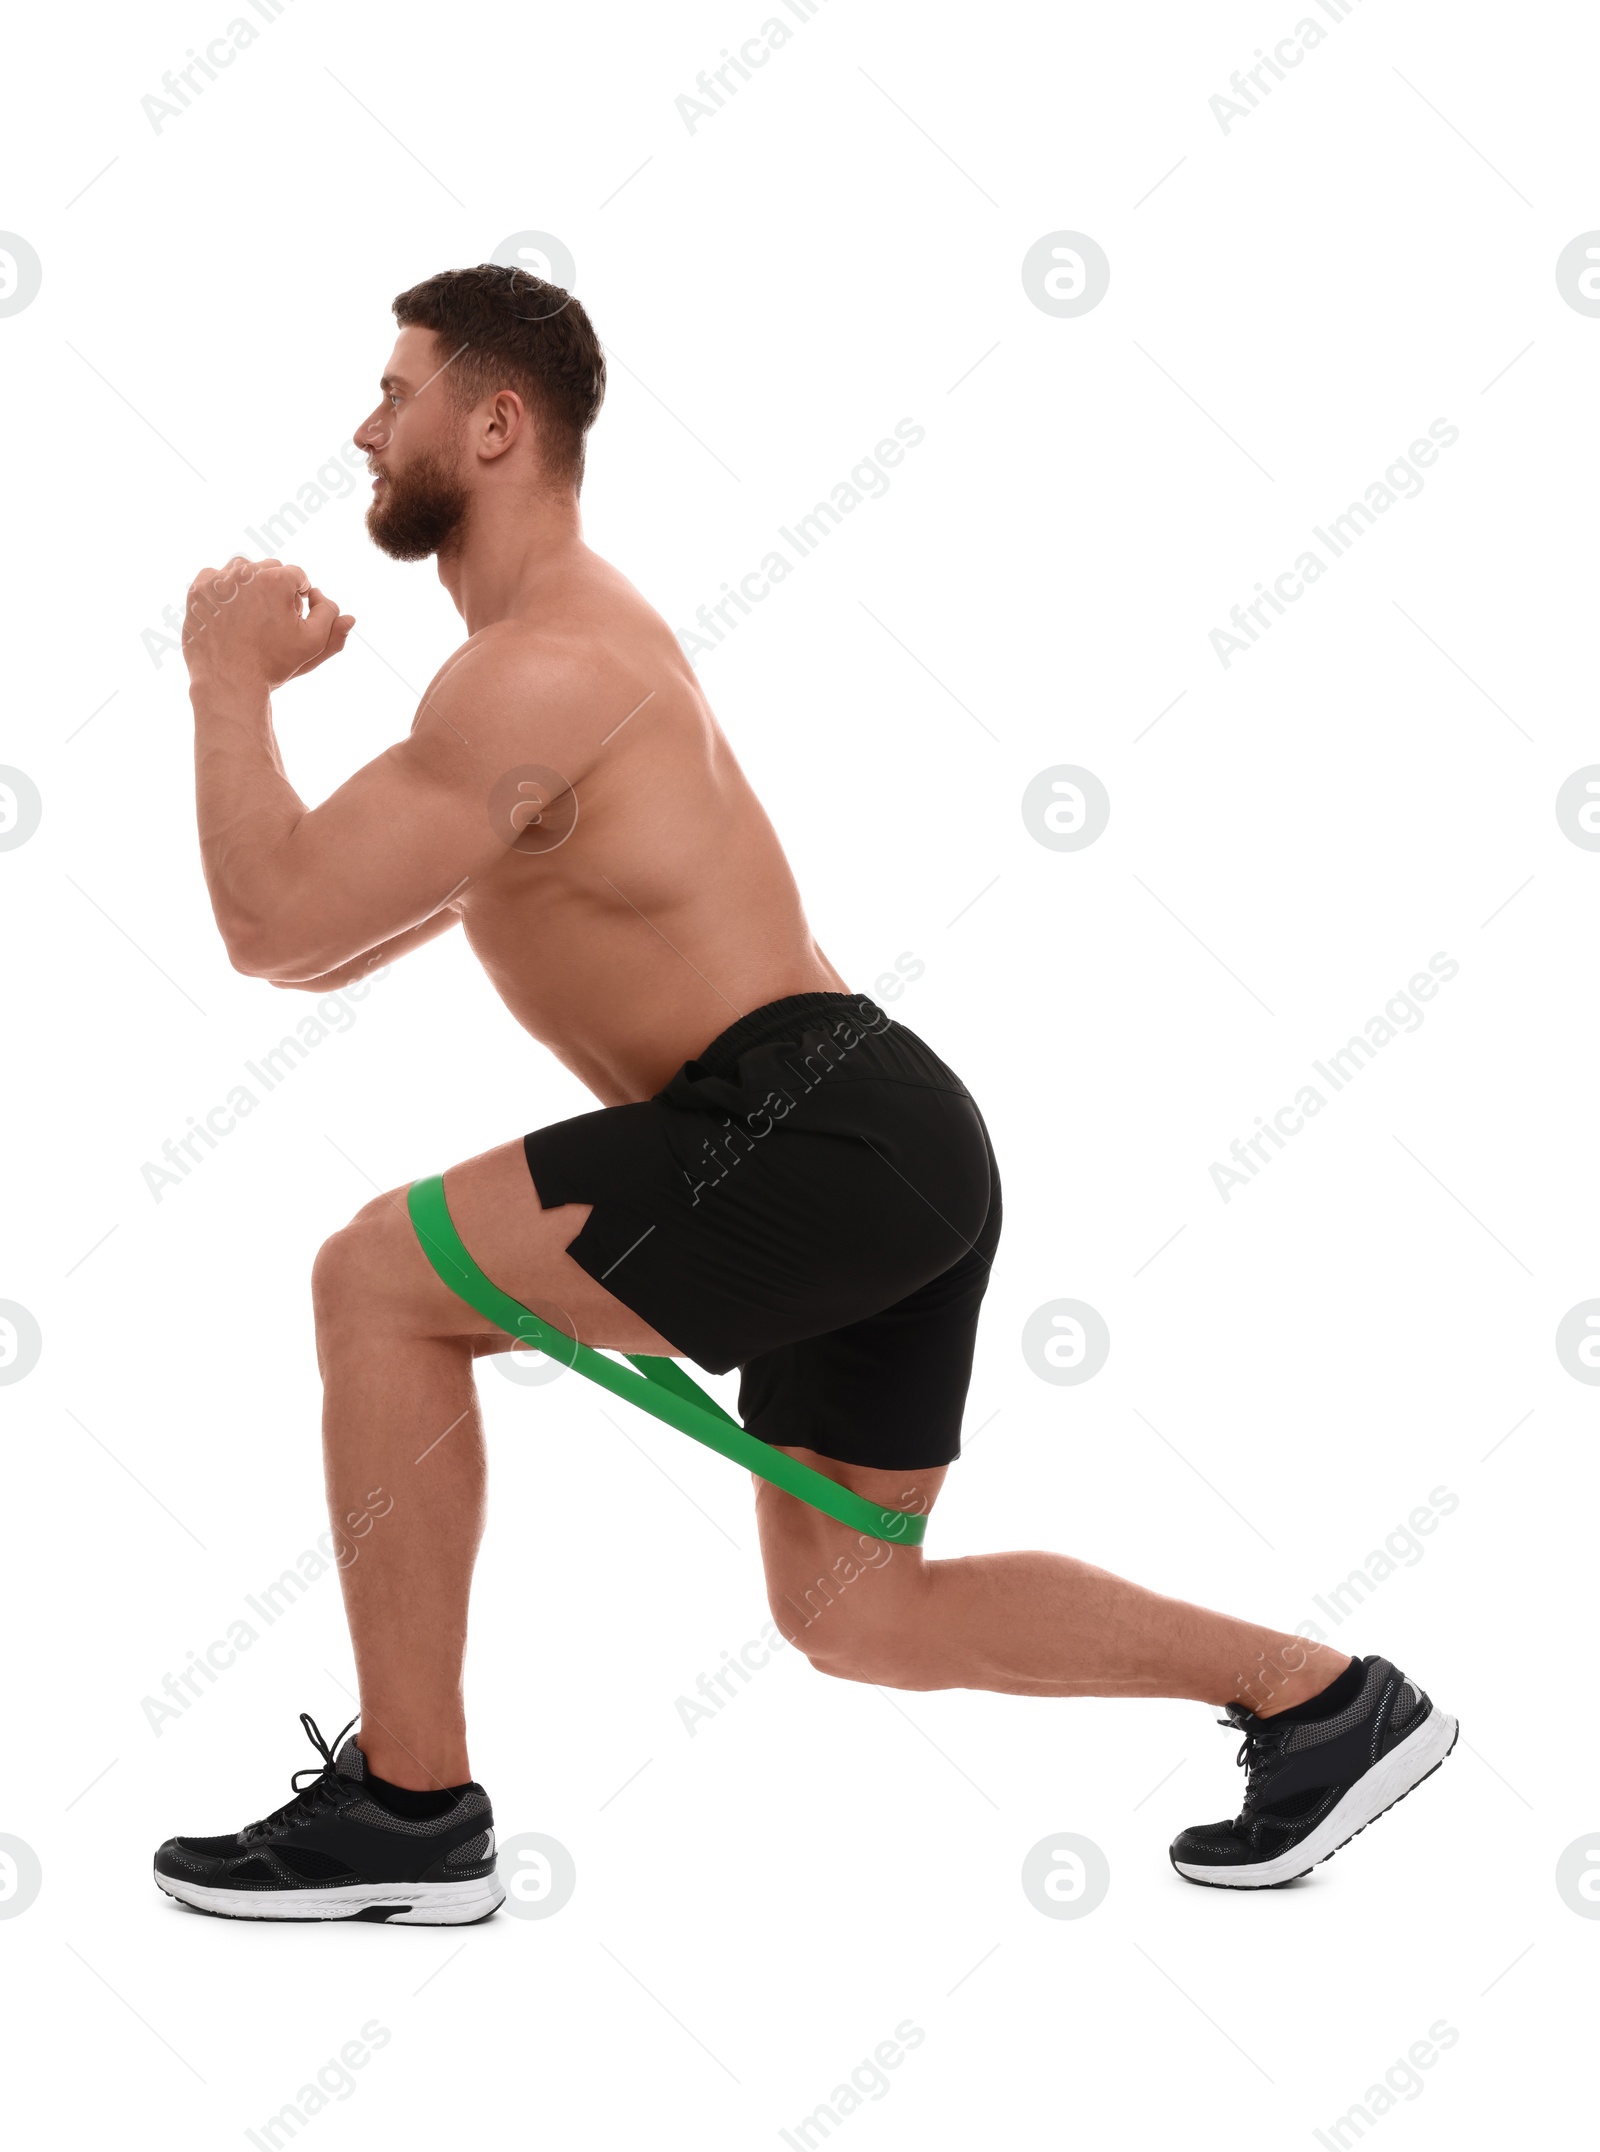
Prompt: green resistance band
<box><xmin>407</xmin><ymin>1176</ymin><xmax>926</xmax><ymax>1546</ymax></box>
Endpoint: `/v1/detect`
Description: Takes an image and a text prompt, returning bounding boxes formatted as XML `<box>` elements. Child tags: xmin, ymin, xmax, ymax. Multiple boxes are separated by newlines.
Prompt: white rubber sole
<box><xmin>155</xmin><ymin>1872</ymin><xmax>504</xmax><ymax>1924</ymax></box>
<box><xmin>1172</xmin><ymin>1704</ymin><xmax>1459</xmax><ymax>1890</ymax></box>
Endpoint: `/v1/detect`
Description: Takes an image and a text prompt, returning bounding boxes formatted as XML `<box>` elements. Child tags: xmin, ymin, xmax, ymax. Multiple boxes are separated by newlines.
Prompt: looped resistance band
<box><xmin>407</xmin><ymin>1176</ymin><xmax>926</xmax><ymax>1546</ymax></box>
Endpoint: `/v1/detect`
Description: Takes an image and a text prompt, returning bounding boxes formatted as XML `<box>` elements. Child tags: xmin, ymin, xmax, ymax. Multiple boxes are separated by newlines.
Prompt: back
<box><xmin>453</xmin><ymin>545</ymin><xmax>847</xmax><ymax>1101</ymax></box>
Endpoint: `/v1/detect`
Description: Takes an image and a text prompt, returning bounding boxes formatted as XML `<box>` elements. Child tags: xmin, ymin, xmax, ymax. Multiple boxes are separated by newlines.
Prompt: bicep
<box><xmin>236</xmin><ymin>634</ymin><xmax>598</xmax><ymax>982</ymax></box>
<box><xmin>245</xmin><ymin>731</ymin><xmax>494</xmax><ymax>980</ymax></box>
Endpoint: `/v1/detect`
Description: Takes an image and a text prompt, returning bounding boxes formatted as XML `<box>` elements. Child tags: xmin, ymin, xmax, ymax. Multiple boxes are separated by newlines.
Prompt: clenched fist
<box><xmin>184</xmin><ymin>557</ymin><xmax>355</xmax><ymax>693</ymax></box>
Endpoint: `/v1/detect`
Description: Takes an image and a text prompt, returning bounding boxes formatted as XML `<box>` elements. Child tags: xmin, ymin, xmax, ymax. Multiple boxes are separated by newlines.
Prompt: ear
<box><xmin>479</xmin><ymin>387</ymin><xmax>528</xmax><ymax>463</ymax></box>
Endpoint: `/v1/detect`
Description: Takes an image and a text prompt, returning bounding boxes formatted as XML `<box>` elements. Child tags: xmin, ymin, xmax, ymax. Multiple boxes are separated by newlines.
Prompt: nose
<box><xmin>354</xmin><ymin>412</ymin><xmax>389</xmax><ymax>453</ymax></box>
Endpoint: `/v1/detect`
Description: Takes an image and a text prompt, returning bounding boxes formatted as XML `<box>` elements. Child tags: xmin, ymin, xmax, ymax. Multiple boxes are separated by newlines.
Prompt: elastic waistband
<box><xmin>691</xmin><ymin>991</ymin><xmax>891</xmax><ymax>1077</ymax></box>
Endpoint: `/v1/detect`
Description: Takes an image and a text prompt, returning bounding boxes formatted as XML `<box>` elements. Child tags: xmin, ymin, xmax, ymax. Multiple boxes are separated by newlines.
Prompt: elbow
<box><xmin>225</xmin><ymin>938</ymin><xmax>274</xmax><ymax>980</ymax></box>
<box><xmin>222</xmin><ymin>924</ymin><xmax>290</xmax><ymax>980</ymax></box>
<box><xmin>210</xmin><ymin>886</ymin><xmax>286</xmax><ymax>979</ymax></box>
<box><xmin>222</xmin><ymin>930</ymin><xmax>274</xmax><ymax>979</ymax></box>
<box><xmin>221</xmin><ymin>918</ymin><xmax>326</xmax><ymax>984</ymax></box>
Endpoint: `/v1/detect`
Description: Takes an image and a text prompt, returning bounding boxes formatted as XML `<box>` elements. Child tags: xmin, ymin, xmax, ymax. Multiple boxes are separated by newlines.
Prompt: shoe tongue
<box><xmin>334</xmin><ymin>1736</ymin><xmax>366</xmax><ymax>1781</ymax></box>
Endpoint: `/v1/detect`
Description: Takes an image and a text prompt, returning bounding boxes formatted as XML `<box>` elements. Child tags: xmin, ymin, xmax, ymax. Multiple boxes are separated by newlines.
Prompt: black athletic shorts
<box><xmin>521</xmin><ymin>992</ymin><xmax>1001</xmax><ymax>1471</ymax></box>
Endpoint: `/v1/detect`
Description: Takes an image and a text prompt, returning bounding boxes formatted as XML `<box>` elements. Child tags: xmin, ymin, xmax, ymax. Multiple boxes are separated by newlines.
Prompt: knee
<box><xmin>766</xmin><ymin>1569</ymin><xmax>921</xmax><ymax>1688</ymax></box>
<box><xmin>311</xmin><ymin>1195</ymin><xmax>402</xmax><ymax>1332</ymax></box>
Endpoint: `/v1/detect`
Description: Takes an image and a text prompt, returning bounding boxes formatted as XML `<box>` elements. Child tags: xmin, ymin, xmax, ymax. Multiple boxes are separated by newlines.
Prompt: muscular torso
<box><xmin>443</xmin><ymin>549</ymin><xmax>844</xmax><ymax>1102</ymax></box>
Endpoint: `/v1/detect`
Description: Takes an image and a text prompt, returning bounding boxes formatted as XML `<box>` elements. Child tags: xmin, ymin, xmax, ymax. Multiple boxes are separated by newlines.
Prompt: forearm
<box><xmin>271</xmin><ymin>958</ymin><xmax>387</xmax><ymax>995</ymax></box>
<box><xmin>269</xmin><ymin>910</ymin><xmax>461</xmax><ymax>992</ymax></box>
<box><xmin>191</xmin><ymin>678</ymin><xmax>308</xmax><ymax>968</ymax></box>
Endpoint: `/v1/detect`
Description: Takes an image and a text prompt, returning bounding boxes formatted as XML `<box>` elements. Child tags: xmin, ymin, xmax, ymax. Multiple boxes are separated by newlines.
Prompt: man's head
<box><xmin>356</xmin><ymin>264</ymin><xmax>606</xmax><ymax>561</ymax></box>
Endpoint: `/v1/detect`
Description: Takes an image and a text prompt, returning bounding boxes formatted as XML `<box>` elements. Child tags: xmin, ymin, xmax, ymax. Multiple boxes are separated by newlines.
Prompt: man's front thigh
<box><xmin>317</xmin><ymin>1139</ymin><xmax>674</xmax><ymax>1353</ymax></box>
<box><xmin>440</xmin><ymin>1139</ymin><xmax>678</xmax><ymax>1353</ymax></box>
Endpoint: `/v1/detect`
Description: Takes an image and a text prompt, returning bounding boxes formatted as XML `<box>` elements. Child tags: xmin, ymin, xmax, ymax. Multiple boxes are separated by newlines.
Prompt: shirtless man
<box><xmin>153</xmin><ymin>264</ymin><xmax>1455</xmax><ymax>1922</ymax></box>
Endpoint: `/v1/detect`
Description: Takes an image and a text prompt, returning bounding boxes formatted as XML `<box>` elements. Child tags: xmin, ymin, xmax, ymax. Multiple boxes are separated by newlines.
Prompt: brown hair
<box><xmin>391</xmin><ymin>264</ymin><xmax>606</xmax><ymax>491</ymax></box>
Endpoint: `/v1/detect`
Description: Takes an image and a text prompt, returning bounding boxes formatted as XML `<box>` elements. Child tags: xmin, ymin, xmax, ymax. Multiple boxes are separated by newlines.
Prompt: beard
<box><xmin>365</xmin><ymin>449</ymin><xmax>471</xmax><ymax>561</ymax></box>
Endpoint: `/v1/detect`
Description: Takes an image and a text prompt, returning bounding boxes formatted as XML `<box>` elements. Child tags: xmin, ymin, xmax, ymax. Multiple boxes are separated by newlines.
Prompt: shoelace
<box><xmin>1218</xmin><ymin>1707</ymin><xmax>1290</xmax><ymax>1814</ymax></box>
<box><xmin>242</xmin><ymin>1712</ymin><xmax>359</xmax><ymax>1843</ymax></box>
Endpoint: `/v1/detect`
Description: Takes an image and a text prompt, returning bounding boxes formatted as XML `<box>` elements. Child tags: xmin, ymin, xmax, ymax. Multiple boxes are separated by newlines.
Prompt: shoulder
<box><xmin>450</xmin><ymin>616</ymin><xmax>664</xmax><ymax>713</ymax></box>
<box><xmin>425</xmin><ymin>620</ymin><xmax>584</xmax><ymax>705</ymax></box>
<box><xmin>401</xmin><ymin>624</ymin><xmax>596</xmax><ymax>770</ymax></box>
<box><xmin>419</xmin><ymin>610</ymin><xmax>699</xmax><ymax>766</ymax></box>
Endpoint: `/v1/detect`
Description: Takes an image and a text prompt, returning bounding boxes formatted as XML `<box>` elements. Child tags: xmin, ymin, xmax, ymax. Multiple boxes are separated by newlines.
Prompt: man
<box><xmin>154</xmin><ymin>264</ymin><xmax>1454</xmax><ymax>1923</ymax></box>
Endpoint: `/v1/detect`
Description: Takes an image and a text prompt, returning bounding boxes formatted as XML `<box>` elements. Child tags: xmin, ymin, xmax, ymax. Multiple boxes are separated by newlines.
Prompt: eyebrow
<box><xmin>379</xmin><ymin>373</ymin><xmax>412</xmax><ymax>392</ymax></box>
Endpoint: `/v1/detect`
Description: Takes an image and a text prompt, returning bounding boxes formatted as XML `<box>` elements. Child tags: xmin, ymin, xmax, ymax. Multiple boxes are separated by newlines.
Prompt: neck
<box><xmin>434</xmin><ymin>482</ymin><xmax>586</xmax><ymax>633</ymax></box>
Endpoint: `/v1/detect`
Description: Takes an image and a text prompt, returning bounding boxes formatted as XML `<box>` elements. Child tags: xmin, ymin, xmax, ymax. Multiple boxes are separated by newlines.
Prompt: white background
<box><xmin>1</xmin><ymin>0</ymin><xmax>1593</xmax><ymax>2142</ymax></box>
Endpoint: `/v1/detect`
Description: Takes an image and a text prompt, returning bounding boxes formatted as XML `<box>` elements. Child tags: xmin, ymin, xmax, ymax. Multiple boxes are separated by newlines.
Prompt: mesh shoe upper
<box><xmin>154</xmin><ymin>1714</ymin><xmax>496</xmax><ymax>1893</ymax></box>
<box><xmin>1171</xmin><ymin>1656</ymin><xmax>1431</xmax><ymax>1872</ymax></box>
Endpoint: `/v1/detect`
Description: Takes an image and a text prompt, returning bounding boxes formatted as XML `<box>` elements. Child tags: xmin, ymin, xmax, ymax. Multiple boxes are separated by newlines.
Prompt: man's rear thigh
<box><xmin>755</xmin><ymin>1449</ymin><xmax>946</xmax><ymax>1609</ymax></box>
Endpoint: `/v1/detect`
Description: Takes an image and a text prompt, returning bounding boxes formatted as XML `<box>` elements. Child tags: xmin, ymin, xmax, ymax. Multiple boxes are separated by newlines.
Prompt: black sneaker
<box><xmin>153</xmin><ymin>1713</ymin><xmax>504</xmax><ymax>1924</ymax></box>
<box><xmin>1169</xmin><ymin>1655</ymin><xmax>1457</xmax><ymax>1890</ymax></box>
